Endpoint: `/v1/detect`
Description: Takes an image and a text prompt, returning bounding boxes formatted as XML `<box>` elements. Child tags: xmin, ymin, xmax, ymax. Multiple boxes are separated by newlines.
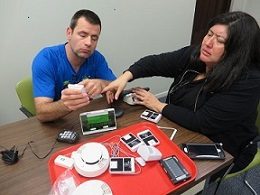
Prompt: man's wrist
<box><xmin>59</xmin><ymin>99</ymin><xmax>73</xmax><ymax>112</ymax></box>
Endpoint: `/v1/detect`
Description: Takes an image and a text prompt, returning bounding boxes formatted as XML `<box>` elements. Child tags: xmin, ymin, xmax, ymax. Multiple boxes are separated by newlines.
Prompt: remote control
<box><xmin>56</xmin><ymin>129</ymin><xmax>80</xmax><ymax>144</ymax></box>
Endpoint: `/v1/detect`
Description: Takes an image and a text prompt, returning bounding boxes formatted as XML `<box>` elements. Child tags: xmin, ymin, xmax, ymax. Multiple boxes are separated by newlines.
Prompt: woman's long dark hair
<box><xmin>193</xmin><ymin>11</ymin><xmax>260</xmax><ymax>92</ymax></box>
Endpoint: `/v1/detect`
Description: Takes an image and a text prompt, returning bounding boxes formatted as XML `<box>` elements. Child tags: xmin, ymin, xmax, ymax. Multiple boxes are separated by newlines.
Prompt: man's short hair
<box><xmin>70</xmin><ymin>9</ymin><xmax>101</xmax><ymax>31</ymax></box>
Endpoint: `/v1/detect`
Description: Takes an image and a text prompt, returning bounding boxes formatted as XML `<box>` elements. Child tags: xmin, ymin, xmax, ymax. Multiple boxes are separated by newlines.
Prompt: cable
<box><xmin>157</xmin><ymin>126</ymin><xmax>178</xmax><ymax>140</ymax></box>
<box><xmin>1</xmin><ymin>139</ymin><xmax>58</xmax><ymax>165</ymax></box>
<box><xmin>27</xmin><ymin>140</ymin><xmax>57</xmax><ymax>159</ymax></box>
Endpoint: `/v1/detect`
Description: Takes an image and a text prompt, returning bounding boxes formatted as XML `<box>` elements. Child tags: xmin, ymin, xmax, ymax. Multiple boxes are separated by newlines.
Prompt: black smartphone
<box><xmin>182</xmin><ymin>143</ymin><xmax>225</xmax><ymax>160</ymax></box>
<box><xmin>160</xmin><ymin>156</ymin><xmax>190</xmax><ymax>184</ymax></box>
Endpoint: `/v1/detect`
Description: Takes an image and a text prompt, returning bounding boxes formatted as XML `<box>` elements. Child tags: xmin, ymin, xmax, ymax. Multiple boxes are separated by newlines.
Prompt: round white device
<box><xmin>72</xmin><ymin>142</ymin><xmax>110</xmax><ymax>177</ymax></box>
<box><xmin>72</xmin><ymin>180</ymin><xmax>113</xmax><ymax>195</ymax></box>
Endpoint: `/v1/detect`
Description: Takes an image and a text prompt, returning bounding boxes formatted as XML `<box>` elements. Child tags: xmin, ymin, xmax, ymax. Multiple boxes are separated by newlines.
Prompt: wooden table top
<box><xmin>0</xmin><ymin>97</ymin><xmax>233</xmax><ymax>195</ymax></box>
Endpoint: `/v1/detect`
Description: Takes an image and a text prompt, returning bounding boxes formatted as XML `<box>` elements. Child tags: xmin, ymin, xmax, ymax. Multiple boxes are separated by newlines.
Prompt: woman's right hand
<box><xmin>102</xmin><ymin>71</ymin><xmax>133</xmax><ymax>103</ymax></box>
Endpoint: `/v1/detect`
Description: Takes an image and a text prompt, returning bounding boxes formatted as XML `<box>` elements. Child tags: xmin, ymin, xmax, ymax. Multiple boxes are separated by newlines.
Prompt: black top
<box><xmin>128</xmin><ymin>46</ymin><xmax>260</xmax><ymax>162</ymax></box>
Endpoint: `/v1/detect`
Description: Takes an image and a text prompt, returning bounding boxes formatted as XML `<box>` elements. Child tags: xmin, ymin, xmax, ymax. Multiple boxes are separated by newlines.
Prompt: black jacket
<box><xmin>128</xmin><ymin>46</ymin><xmax>260</xmax><ymax>165</ymax></box>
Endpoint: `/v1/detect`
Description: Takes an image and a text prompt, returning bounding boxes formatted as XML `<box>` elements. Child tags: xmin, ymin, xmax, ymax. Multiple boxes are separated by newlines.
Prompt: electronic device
<box><xmin>135</xmin><ymin>157</ymin><xmax>146</xmax><ymax>167</ymax></box>
<box><xmin>109</xmin><ymin>102</ymin><xmax>124</xmax><ymax>118</ymax></box>
<box><xmin>71</xmin><ymin>142</ymin><xmax>110</xmax><ymax>177</ymax></box>
<box><xmin>114</xmin><ymin>106</ymin><xmax>124</xmax><ymax>118</ymax></box>
<box><xmin>68</xmin><ymin>84</ymin><xmax>85</xmax><ymax>93</ymax></box>
<box><xmin>54</xmin><ymin>155</ymin><xmax>74</xmax><ymax>169</ymax></box>
<box><xmin>140</xmin><ymin>109</ymin><xmax>162</xmax><ymax>123</ymax></box>
<box><xmin>137</xmin><ymin>145</ymin><xmax>162</xmax><ymax>161</ymax></box>
<box><xmin>181</xmin><ymin>143</ymin><xmax>225</xmax><ymax>160</ymax></box>
<box><xmin>121</xmin><ymin>87</ymin><xmax>150</xmax><ymax>105</ymax></box>
<box><xmin>56</xmin><ymin>129</ymin><xmax>80</xmax><ymax>144</ymax></box>
<box><xmin>137</xmin><ymin>129</ymin><xmax>160</xmax><ymax>146</ymax></box>
<box><xmin>72</xmin><ymin>180</ymin><xmax>113</xmax><ymax>195</ymax></box>
<box><xmin>109</xmin><ymin>157</ymin><xmax>135</xmax><ymax>174</ymax></box>
<box><xmin>160</xmin><ymin>156</ymin><xmax>190</xmax><ymax>184</ymax></box>
<box><xmin>120</xmin><ymin>133</ymin><xmax>143</xmax><ymax>152</ymax></box>
<box><xmin>1</xmin><ymin>146</ymin><xmax>19</xmax><ymax>165</ymax></box>
<box><xmin>123</xmin><ymin>93</ymin><xmax>138</xmax><ymax>105</ymax></box>
<box><xmin>119</xmin><ymin>87</ymin><xmax>150</xmax><ymax>99</ymax></box>
<box><xmin>79</xmin><ymin>108</ymin><xmax>117</xmax><ymax>135</ymax></box>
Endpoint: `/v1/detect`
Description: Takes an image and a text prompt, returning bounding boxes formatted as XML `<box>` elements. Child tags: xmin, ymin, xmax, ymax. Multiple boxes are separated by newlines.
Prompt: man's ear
<box><xmin>66</xmin><ymin>27</ymin><xmax>72</xmax><ymax>41</ymax></box>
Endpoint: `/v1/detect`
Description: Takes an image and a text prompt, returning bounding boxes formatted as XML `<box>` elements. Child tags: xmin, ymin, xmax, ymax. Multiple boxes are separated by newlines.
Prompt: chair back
<box><xmin>15</xmin><ymin>77</ymin><xmax>36</xmax><ymax>117</ymax></box>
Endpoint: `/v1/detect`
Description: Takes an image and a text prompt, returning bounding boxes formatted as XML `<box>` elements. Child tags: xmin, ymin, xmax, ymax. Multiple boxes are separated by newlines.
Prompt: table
<box><xmin>0</xmin><ymin>97</ymin><xmax>233</xmax><ymax>195</ymax></box>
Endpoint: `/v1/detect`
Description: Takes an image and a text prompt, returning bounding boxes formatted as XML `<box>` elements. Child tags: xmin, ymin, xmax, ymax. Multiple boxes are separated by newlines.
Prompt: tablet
<box><xmin>182</xmin><ymin>143</ymin><xmax>225</xmax><ymax>160</ymax></box>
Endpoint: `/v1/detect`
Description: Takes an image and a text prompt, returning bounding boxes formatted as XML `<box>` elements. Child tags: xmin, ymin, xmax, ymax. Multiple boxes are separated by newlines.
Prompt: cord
<box><xmin>27</xmin><ymin>140</ymin><xmax>57</xmax><ymax>159</ymax></box>
<box><xmin>101</xmin><ymin>134</ymin><xmax>142</xmax><ymax>175</ymax></box>
<box><xmin>1</xmin><ymin>139</ymin><xmax>58</xmax><ymax>165</ymax></box>
<box><xmin>157</xmin><ymin>126</ymin><xmax>178</xmax><ymax>140</ymax></box>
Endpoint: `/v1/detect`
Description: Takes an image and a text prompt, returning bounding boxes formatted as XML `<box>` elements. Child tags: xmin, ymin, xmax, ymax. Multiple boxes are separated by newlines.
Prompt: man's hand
<box><xmin>79</xmin><ymin>79</ymin><xmax>110</xmax><ymax>98</ymax></box>
<box><xmin>61</xmin><ymin>88</ymin><xmax>90</xmax><ymax>110</ymax></box>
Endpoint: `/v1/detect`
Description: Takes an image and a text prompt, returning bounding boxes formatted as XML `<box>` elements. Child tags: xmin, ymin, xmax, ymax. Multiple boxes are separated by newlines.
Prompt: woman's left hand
<box><xmin>132</xmin><ymin>88</ymin><xmax>167</xmax><ymax>113</ymax></box>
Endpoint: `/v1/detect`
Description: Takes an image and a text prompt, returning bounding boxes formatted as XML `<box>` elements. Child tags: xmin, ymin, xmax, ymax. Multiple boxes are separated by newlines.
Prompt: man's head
<box><xmin>66</xmin><ymin>10</ymin><xmax>102</xmax><ymax>60</ymax></box>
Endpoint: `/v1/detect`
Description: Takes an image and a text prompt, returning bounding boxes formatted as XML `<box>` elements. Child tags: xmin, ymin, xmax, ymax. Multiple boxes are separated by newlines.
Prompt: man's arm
<box><xmin>34</xmin><ymin>97</ymin><xmax>72</xmax><ymax>122</ymax></box>
<box><xmin>35</xmin><ymin>88</ymin><xmax>91</xmax><ymax>122</ymax></box>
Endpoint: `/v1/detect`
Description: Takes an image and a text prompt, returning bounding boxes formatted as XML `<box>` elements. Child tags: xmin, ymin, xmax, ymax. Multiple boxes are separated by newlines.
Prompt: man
<box><xmin>32</xmin><ymin>9</ymin><xmax>116</xmax><ymax>122</ymax></box>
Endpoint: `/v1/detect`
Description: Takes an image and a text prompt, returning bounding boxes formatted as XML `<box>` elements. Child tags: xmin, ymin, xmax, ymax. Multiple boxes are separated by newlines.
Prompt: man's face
<box><xmin>200</xmin><ymin>24</ymin><xmax>228</xmax><ymax>69</ymax></box>
<box><xmin>66</xmin><ymin>17</ymin><xmax>101</xmax><ymax>59</ymax></box>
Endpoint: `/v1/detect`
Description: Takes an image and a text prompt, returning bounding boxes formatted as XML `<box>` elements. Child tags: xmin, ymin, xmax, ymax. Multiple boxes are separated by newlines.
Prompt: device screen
<box><xmin>164</xmin><ymin>157</ymin><xmax>185</xmax><ymax>177</ymax></box>
<box><xmin>80</xmin><ymin>109</ymin><xmax>116</xmax><ymax>134</ymax></box>
<box><xmin>187</xmin><ymin>144</ymin><xmax>219</xmax><ymax>157</ymax></box>
<box><xmin>160</xmin><ymin>156</ymin><xmax>190</xmax><ymax>184</ymax></box>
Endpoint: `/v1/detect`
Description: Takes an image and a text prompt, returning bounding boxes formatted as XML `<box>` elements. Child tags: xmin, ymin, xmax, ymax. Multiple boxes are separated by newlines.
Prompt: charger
<box><xmin>1</xmin><ymin>146</ymin><xmax>19</xmax><ymax>165</ymax></box>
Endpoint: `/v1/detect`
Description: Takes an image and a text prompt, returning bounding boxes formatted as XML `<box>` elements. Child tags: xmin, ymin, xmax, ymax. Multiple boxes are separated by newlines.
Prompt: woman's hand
<box><xmin>132</xmin><ymin>88</ymin><xmax>167</xmax><ymax>113</ymax></box>
<box><xmin>102</xmin><ymin>71</ymin><xmax>133</xmax><ymax>103</ymax></box>
<box><xmin>79</xmin><ymin>79</ymin><xmax>110</xmax><ymax>98</ymax></box>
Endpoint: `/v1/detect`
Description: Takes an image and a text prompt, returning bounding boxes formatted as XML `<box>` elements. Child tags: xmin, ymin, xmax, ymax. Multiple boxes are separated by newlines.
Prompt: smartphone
<box><xmin>160</xmin><ymin>156</ymin><xmax>190</xmax><ymax>184</ymax></box>
<box><xmin>182</xmin><ymin>143</ymin><xmax>225</xmax><ymax>160</ymax></box>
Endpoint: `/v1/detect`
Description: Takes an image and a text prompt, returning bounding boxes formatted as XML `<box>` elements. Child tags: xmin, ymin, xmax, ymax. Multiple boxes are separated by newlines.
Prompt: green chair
<box><xmin>15</xmin><ymin>77</ymin><xmax>36</xmax><ymax>117</ymax></box>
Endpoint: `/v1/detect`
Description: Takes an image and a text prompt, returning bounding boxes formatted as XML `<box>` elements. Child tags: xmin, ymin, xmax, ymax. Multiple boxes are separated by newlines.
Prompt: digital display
<box><xmin>80</xmin><ymin>108</ymin><xmax>116</xmax><ymax>135</ymax></box>
<box><xmin>164</xmin><ymin>158</ymin><xmax>185</xmax><ymax>177</ymax></box>
<box><xmin>87</xmin><ymin>114</ymin><xmax>109</xmax><ymax>124</ymax></box>
<box><xmin>187</xmin><ymin>144</ymin><xmax>219</xmax><ymax>157</ymax></box>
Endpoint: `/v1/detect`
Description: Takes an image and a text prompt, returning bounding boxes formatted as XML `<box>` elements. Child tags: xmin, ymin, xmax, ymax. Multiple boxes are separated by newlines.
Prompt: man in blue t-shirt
<box><xmin>32</xmin><ymin>9</ymin><xmax>116</xmax><ymax>122</ymax></box>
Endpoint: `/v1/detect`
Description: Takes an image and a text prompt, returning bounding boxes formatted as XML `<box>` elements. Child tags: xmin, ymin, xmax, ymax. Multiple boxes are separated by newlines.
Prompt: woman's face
<box><xmin>200</xmin><ymin>24</ymin><xmax>228</xmax><ymax>69</ymax></box>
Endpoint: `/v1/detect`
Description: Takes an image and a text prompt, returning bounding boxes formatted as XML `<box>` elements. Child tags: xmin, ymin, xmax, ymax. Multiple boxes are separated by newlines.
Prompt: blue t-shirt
<box><xmin>32</xmin><ymin>44</ymin><xmax>116</xmax><ymax>101</ymax></box>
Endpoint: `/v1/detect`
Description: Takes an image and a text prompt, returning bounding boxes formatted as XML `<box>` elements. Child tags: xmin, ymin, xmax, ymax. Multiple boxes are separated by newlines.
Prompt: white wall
<box><xmin>0</xmin><ymin>0</ymin><xmax>196</xmax><ymax>125</ymax></box>
<box><xmin>231</xmin><ymin>0</ymin><xmax>260</xmax><ymax>22</ymax></box>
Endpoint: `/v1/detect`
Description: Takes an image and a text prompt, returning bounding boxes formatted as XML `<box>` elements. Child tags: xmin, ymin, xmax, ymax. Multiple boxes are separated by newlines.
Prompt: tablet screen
<box><xmin>187</xmin><ymin>144</ymin><xmax>219</xmax><ymax>157</ymax></box>
<box><xmin>80</xmin><ymin>108</ymin><xmax>116</xmax><ymax>135</ymax></box>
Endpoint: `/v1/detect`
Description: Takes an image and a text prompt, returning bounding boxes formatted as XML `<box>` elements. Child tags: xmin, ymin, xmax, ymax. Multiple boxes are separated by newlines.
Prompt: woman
<box><xmin>103</xmin><ymin>11</ymin><xmax>260</xmax><ymax>172</ymax></box>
